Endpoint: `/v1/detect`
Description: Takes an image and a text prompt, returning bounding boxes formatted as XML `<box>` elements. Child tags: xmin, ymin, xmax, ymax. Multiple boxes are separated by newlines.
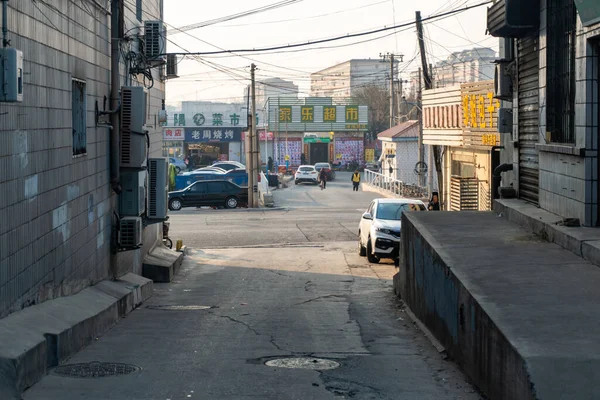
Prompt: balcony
<box><xmin>487</xmin><ymin>0</ymin><xmax>539</xmax><ymax>38</ymax></box>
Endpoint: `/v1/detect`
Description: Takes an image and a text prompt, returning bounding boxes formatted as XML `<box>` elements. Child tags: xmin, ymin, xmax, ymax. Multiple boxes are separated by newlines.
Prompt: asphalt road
<box><xmin>24</xmin><ymin>172</ymin><xmax>480</xmax><ymax>400</ymax></box>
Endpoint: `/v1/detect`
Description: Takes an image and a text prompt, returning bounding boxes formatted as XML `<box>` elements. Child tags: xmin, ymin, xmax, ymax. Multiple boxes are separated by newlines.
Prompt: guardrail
<box><xmin>363</xmin><ymin>169</ymin><xmax>428</xmax><ymax>199</ymax></box>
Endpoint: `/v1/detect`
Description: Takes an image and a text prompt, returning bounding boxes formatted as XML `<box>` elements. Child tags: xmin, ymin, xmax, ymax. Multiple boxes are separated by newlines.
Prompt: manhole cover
<box><xmin>147</xmin><ymin>305</ymin><xmax>212</xmax><ymax>310</ymax></box>
<box><xmin>265</xmin><ymin>358</ymin><xmax>340</xmax><ymax>370</ymax></box>
<box><xmin>53</xmin><ymin>362</ymin><xmax>141</xmax><ymax>378</ymax></box>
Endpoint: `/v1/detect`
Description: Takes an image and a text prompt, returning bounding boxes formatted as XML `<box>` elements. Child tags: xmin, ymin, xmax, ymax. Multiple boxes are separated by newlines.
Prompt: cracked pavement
<box><xmin>24</xmin><ymin>174</ymin><xmax>481</xmax><ymax>400</ymax></box>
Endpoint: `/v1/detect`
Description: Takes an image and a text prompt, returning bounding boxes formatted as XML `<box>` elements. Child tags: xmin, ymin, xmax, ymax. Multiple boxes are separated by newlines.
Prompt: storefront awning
<box><xmin>576</xmin><ymin>0</ymin><xmax>600</xmax><ymax>27</ymax></box>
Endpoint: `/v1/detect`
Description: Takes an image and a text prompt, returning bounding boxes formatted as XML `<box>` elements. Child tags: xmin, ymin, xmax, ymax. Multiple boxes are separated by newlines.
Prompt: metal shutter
<box><xmin>517</xmin><ymin>37</ymin><xmax>540</xmax><ymax>204</ymax></box>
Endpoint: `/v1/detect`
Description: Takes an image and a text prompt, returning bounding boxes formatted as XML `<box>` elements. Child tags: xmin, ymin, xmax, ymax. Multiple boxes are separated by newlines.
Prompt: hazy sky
<box><xmin>163</xmin><ymin>0</ymin><xmax>496</xmax><ymax>105</ymax></box>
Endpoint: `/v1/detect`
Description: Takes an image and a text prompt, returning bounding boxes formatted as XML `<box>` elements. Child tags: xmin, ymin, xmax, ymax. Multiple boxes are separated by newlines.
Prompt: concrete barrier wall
<box><xmin>395</xmin><ymin>214</ymin><xmax>534</xmax><ymax>400</ymax></box>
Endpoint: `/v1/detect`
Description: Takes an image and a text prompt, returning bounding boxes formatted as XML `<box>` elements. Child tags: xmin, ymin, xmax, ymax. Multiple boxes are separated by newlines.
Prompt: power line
<box><xmin>167</xmin><ymin>1</ymin><xmax>493</xmax><ymax>56</ymax></box>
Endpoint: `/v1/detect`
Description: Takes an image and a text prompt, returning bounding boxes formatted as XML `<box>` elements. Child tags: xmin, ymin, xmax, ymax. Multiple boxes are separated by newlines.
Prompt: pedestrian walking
<box><xmin>351</xmin><ymin>170</ymin><xmax>361</xmax><ymax>191</ymax></box>
<box><xmin>319</xmin><ymin>168</ymin><xmax>327</xmax><ymax>190</ymax></box>
<box><xmin>267</xmin><ymin>156</ymin><xmax>273</xmax><ymax>173</ymax></box>
<box><xmin>428</xmin><ymin>191</ymin><xmax>441</xmax><ymax>211</ymax></box>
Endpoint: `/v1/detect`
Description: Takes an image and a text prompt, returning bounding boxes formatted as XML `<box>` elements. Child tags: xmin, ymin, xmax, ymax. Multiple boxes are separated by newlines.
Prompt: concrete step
<box><xmin>0</xmin><ymin>274</ymin><xmax>152</xmax><ymax>399</ymax></box>
<box><xmin>142</xmin><ymin>245</ymin><xmax>184</xmax><ymax>283</ymax></box>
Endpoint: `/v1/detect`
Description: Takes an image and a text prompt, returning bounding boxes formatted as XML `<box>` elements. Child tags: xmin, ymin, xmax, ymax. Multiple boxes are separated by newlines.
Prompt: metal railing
<box><xmin>363</xmin><ymin>169</ymin><xmax>428</xmax><ymax>199</ymax></box>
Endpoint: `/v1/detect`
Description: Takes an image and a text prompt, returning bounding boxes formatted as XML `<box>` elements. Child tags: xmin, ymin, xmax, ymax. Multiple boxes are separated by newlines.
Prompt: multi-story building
<box><xmin>255</xmin><ymin>78</ymin><xmax>298</xmax><ymax>109</ymax></box>
<box><xmin>433</xmin><ymin>48</ymin><xmax>496</xmax><ymax>87</ymax></box>
<box><xmin>311</xmin><ymin>59</ymin><xmax>399</xmax><ymax>99</ymax></box>
<box><xmin>0</xmin><ymin>0</ymin><xmax>166</xmax><ymax>317</ymax></box>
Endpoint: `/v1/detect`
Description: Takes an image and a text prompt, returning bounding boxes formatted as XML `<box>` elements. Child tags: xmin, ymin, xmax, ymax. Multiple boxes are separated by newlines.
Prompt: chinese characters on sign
<box><xmin>279</xmin><ymin>106</ymin><xmax>292</xmax><ymax>123</ymax></box>
<box><xmin>301</xmin><ymin>106</ymin><xmax>314</xmax><ymax>122</ymax></box>
<box><xmin>345</xmin><ymin>106</ymin><xmax>359</xmax><ymax>123</ymax></box>
<box><xmin>173</xmin><ymin>114</ymin><xmax>186</xmax><ymax>126</ymax></box>
<box><xmin>461</xmin><ymin>92</ymin><xmax>500</xmax><ymax>129</ymax></box>
<box><xmin>324</xmin><ymin>106</ymin><xmax>336</xmax><ymax>122</ymax></box>
<box><xmin>184</xmin><ymin>128</ymin><xmax>241</xmax><ymax>142</ymax></box>
<box><xmin>212</xmin><ymin>113</ymin><xmax>223</xmax><ymax>126</ymax></box>
<box><xmin>163</xmin><ymin>128</ymin><xmax>185</xmax><ymax>140</ymax></box>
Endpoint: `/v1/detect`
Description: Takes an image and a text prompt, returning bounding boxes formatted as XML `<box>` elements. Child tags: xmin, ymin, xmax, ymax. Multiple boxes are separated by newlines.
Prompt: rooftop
<box><xmin>377</xmin><ymin>120</ymin><xmax>419</xmax><ymax>139</ymax></box>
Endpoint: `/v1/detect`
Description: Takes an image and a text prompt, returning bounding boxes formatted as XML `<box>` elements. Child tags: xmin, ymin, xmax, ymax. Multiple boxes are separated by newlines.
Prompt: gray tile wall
<box><xmin>0</xmin><ymin>0</ymin><xmax>165</xmax><ymax>317</ymax></box>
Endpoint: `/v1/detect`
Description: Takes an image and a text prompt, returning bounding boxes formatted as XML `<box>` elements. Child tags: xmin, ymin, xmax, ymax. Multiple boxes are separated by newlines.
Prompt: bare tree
<box><xmin>352</xmin><ymin>85</ymin><xmax>390</xmax><ymax>140</ymax></box>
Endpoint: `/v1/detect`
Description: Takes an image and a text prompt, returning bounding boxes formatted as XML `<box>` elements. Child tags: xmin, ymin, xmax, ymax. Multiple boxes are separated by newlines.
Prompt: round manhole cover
<box><xmin>265</xmin><ymin>358</ymin><xmax>340</xmax><ymax>370</ymax></box>
<box><xmin>147</xmin><ymin>305</ymin><xmax>212</xmax><ymax>311</ymax></box>
<box><xmin>53</xmin><ymin>362</ymin><xmax>141</xmax><ymax>378</ymax></box>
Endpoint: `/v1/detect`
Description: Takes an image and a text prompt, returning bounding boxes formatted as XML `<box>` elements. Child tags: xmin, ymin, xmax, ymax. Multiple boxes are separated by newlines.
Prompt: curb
<box><xmin>0</xmin><ymin>273</ymin><xmax>153</xmax><ymax>399</ymax></box>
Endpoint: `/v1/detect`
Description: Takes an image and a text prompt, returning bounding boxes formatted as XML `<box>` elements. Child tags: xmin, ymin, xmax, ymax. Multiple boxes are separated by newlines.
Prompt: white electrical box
<box><xmin>0</xmin><ymin>48</ymin><xmax>24</xmax><ymax>102</ymax></box>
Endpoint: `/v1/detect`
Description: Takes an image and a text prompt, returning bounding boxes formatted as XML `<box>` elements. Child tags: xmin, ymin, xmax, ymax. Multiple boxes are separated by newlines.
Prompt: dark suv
<box><xmin>314</xmin><ymin>163</ymin><xmax>335</xmax><ymax>181</ymax></box>
<box><xmin>168</xmin><ymin>180</ymin><xmax>248</xmax><ymax>210</ymax></box>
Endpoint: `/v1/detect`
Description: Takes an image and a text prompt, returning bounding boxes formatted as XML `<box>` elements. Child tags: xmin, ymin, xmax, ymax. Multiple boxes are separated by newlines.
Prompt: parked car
<box><xmin>168</xmin><ymin>180</ymin><xmax>248</xmax><ymax>211</ymax></box>
<box><xmin>314</xmin><ymin>162</ymin><xmax>336</xmax><ymax>181</ymax></box>
<box><xmin>175</xmin><ymin>170</ymin><xmax>225</xmax><ymax>190</ymax></box>
<box><xmin>194</xmin><ymin>166</ymin><xmax>228</xmax><ymax>173</ymax></box>
<box><xmin>294</xmin><ymin>165</ymin><xmax>319</xmax><ymax>185</ymax></box>
<box><xmin>169</xmin><ymin>157</ymin><xmax>187</xmax><ymax>173</ymax></box>
<box><xmin>358</xmin><ymin>198</ymin><xmax>427</xmax><ymax>263</ymax></box>
<box><xmin>212</xmin><ymin>161</ymin><xmax>246</xmax><ymax>171</ymax></box>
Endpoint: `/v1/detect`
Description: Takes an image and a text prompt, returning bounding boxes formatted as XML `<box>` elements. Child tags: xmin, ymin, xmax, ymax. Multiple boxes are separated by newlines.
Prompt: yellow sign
<box><xmin>301</xmin><ymin>106</ymin><xmax>314</xmax><ymax>122</ymax></box>
<box><xmin>482</xmin><ymin>133</ymin><xmax>499</xmax><ymax>146</ymax></box>
<box><xmin>279</xmin><ymin>106</ymin><xmax>292</xmax><ymax>122</ymax></box>
<box><xmin>345</xmin><ymin>124</ymin><xmax>367</xmax><ymax>129</ymax></box>
<box><xmin>284</xmin><ymin>155</ymin><xmax>290</xmax><ymax>161</ymax></box>
<box><xmin>345</xmin><ymin>106</ymin><xmax>359</xmax><ymax>123</ymax></box>
<box><xmin>336</xmin><ymin>153</ymin><xmax>342</xmax><ymax>160</ymax></box>
<box><xmin>461</xmin><ymin>92</ymin><xmax>500</xmax><ymax>129</ymax></box>
<box><xmin>365</xmin><ymin>149</ymin><xmax>375</xmax><ymax>163</ymax></box>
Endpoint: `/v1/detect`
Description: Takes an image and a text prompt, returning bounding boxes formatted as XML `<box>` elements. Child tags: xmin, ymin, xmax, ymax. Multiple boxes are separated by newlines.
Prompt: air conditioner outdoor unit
<box><xmin>494</xmin><ymin>61</ymin><xmax>513</xmax><ymax>101</ymax></box>
<box><xmin>166</xmin><ymin>54</ymin><xmax>178</xmax><ymax>79</ymax></box>
<box><xmin>119</xmin><ymin>170</ymin><xmax>147</xmax><ymax>216</ymax></box>
<box><xmin>147</xmin><ymin>158</ymin><xmax>169</xmax><ymax>220</ymax></box>
<box><xmin>119</xmin><ymin>217</ymin><xmax>143</xmax><ymax>249</ymax></box>
<box><xmin>144</xmin><ymin>20</ymin><xmax>167</xmax><ymax>66</ymax></box>
<box><xmin>120</xmin><ymin>86</ymin><xmax>148</xmax><ymax>169</ymax></box>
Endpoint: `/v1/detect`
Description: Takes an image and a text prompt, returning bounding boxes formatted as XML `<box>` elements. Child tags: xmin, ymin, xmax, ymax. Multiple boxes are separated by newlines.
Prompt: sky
<box><xmin>163</xmin><ymin>0</ymin><xmax>497</xmax><ymax>106</ymax></box>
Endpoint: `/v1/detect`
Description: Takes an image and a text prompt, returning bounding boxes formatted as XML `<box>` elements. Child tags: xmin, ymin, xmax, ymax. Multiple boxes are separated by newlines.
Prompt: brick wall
<box><xmin>0</xmin><ymin>0</ymin><xmax>165</xmax><ymax>317</ymax></box>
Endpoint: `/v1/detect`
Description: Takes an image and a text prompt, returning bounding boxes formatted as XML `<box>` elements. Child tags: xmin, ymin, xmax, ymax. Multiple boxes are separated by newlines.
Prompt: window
<box><xmin>376</xmin><ymin>203</ymin><xmax>425</xmax><ymax>221</ymax></box>
<box><xmin>72</xmin><ymin>79</ymin><xmax>86</xmax><ymax>156</ymax></box>
<box><xmin>207</xmin><ymin>182</ymin><xmax>225</xmax><ymax>193</ymax></box>
<box><xmin>547</xmin><ymin>0</ymin><xmax>576</xmax><ymax>143</ymax></box>
<box><xmin>190</xmin><ymin>183</ymin><xmax>206</xmax><ymax>193</ymax></box>
<box><xmin>136</xmin><ymin>0</ymin><xmax>143</xmax><ymax>21</ymax></box>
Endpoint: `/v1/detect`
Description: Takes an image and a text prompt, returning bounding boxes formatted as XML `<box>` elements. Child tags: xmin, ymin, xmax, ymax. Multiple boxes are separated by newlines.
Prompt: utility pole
<box><xmin>380</xmin><ymin>52</ymin><xmax>403</xmax><ymax>129</ymax></box>
<box><xmin>251</xmin><ymin>63</ymin><xmax>259</xmax><ymax>208</ymax></box>
<box><xmin>247</xmin><ymin>85</ymin><xmax>254</xmax><ymax>208</ymax></box>
<box><xmin>416</xmin><ymin>10</ymin><xmax>443</xmax><ymax>206</ymax></box>
<box><xmin>417</xmin><ymin>68</ymin><xmax>425</xmax><ymax>188</ymax></box>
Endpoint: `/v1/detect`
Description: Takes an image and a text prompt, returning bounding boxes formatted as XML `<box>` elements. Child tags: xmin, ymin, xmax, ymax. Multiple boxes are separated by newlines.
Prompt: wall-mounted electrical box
<box><xmin>498</xmin><ymin>108</ymin><xmax>513</xmax><ymax>134</ymax></box>
<box><xmin>0</xmin><ymin>48</ymin><xmax>24</xmax><ymax>102</ymax></box>
<box><xmin>494</xmin><ymin>61</ymin><xmax>513</xmax><ymax>101</ymax></box>
<box><xmin>147</xmin><ymin>158</ymin><xmax>169</xmax><ymax>220</ymax></box>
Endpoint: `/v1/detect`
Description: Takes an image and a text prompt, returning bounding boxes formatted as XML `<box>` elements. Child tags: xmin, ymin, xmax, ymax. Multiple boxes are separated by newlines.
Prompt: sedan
<box><xmin>358</xmin><ymin>198</ymin><xmax>427</xmax><ymax>263</ymax></box>
<box><xmin>294</xmin><ymin>165</ymin><xmax>319</xmax><ymax>185</ymax></box>
<box><xmin>212</xmin><ymin>161</ymin><xmax>246</xmax><ymax>171</ymax></box>
<box><xmin>314</xmin><ymin>163</ymin><xmax>335</xmax><ymax>181</ymax></box>
<box><xmin>168</xmin><ymin>180</ymin><xmax>248</xmax><ymax>211</ymax></box>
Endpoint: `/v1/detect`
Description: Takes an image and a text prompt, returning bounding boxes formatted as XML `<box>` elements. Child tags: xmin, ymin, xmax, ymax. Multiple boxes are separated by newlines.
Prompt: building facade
<box><xmin>0</xmin><ymin>1</ymin><xmax>166</xmax><ymax>317</ymax></box>
<box><xmin>256</xmin><ymin>78</ymin><xmax>299</xmax><ymax>109</ymax></box>
<box><xmin>433</xmin><ymin>48</ymin><xmax>496</xmax><ymax>88</ymax></box>
<box><xmin>488</xmin><ymin>0</ymin><xmax>600</xmax><ymax>226</ymax></box>
<box><xmin>311</xmin><ymin>59</ymin><xmax>399</xmax><ymax>99</ymax></box>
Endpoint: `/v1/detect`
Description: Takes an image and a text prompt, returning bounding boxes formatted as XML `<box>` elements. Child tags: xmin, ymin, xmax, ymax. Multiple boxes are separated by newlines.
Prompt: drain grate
<box><xmin>53</xmin><ymin>362</ymin><xmax>141</xmax><ymax>378</ymax></box>
<box><xmin>265</xmin><ymin>357</ymin><xmax>340</xmax><ymax>370</ymax></box>
<box><xmin>146</xmin><ymin>305</ymin><xmax>212</xmax><ymax>311</ymax></box>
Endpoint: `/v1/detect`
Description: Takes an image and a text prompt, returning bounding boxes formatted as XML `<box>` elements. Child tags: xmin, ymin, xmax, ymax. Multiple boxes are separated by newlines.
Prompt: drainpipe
<box><xmin>2</xmin><ymin>0</ymin><xmax>8</xmax><ymax>47</ymax></box>
<box><xmin>109</xmin><ymin>0</ymin><xmax>122</xmax><ymax>194</ymax></box>
<box><xmin>492</xmin><ymin>162</ymin><xmax>513</xmax><ymax>200</ymax></box>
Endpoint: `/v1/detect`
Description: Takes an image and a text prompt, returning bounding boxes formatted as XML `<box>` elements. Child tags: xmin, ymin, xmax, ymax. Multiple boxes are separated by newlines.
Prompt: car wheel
<box><xmin>169</xmin><ymin>198</ymin><xmax>182</xmax><ymax>211</ymax></box>
<box><xmin>225</xmin><ymin>196</ymin><xmax>239</xmax><ymax>209</ymax></box>
<box><xmin>366</xmin><ymin>238</ymin><xmax>380</xmax><ymax>264</ymax></box>
<box><xmin>358</xmin><ymin>234</ymin><xmax>366</xmax><ymax>256</ymax></box>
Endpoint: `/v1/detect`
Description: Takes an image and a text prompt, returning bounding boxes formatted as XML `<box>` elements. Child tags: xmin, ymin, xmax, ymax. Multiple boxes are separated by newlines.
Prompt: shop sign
<box><xmin>575</xmin><ymin>0</ymin><xmax>600</xmax><ymax>27</ymax></box>
<box><xmin>184</xmin><ymin>127</ymin><xmax>242</xmax><ymax>143</ymax></box>
<box><xmin>171</xmin><ymin>112</ymin><xmax>251</xmax><ymax>127</ymax></box>
<box><xmin>345</xmin><ymin>124</ymin><xmax>367</xmax><ymax>129</ymax></box>
<box><xmin>461</xmin><ymin>92</ymin><xmax>500</xmax><ymax>130</ymax></box>
<box><xmin>301</xmin><ymin>106</ymin><xmax>314</xmax><ymax>123</ymax></box>
<box><xmin>365</xmin><ymin>149</ymin><xmax>375</xmax><ymax>163</ymax></box>
<box><xmin>163</xmin><ymin>127</ymin><xmax>185</xmax><ymax>141</ymax></box>
<box><xmin>304</xmin><ymin>137</ymin><xmax>331</xmax><ymax>143</ymax></box>
<box><xmin>345</xmin><ymin>106</ymin><xmax>359</xmax><ymax>123</ymax></box>
<box><xmin>242</xmin><ymin>131</ymin><xmax>274</xmax><ymax>141</ymax></box>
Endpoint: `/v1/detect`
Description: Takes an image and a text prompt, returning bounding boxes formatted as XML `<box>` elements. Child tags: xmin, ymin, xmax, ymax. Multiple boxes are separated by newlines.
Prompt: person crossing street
<box><xmin>351</xmin><ymin>170</ymin><xmax>361</xmax><ymax>191</ymax></box>
<box><xmin>319</xmin><ymin>168</ymin><xmax>327</xmax><ymax>190</ymax></box>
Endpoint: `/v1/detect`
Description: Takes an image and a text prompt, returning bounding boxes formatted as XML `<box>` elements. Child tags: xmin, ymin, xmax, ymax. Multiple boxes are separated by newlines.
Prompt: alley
<box><xmin>24</xmin><ymin>175</ymin><xmax>480</xmax><ymax>400</ymax></box>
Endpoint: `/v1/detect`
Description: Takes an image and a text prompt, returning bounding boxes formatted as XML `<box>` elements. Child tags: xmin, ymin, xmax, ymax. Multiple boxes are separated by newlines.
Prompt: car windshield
<box><xmin>299</xmin><ymin>167</ymin><xmax>314</xmax><ymax>172</ymax></box>
<box><xmin>315</xmin><ymin>164</ymin><xmax>329</xmax><ymax>169</ymax></box>
<box><xmin>376</xmin><ymin>203</ymin><xmax>425</xmax><ymax>220</ymax></box>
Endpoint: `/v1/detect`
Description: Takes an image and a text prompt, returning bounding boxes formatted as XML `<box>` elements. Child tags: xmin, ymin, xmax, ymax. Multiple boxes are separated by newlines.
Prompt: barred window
<box><xmin>546</xmin><ymin>0</ymin><xmax>576</xmax><ymax>143</ymax></box>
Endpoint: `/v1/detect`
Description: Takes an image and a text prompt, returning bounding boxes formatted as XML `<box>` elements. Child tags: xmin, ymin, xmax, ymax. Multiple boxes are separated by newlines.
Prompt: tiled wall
<box><xmin>0</xmin><ymin>0</ymin><xmax>165</xmax><ymax>317</ymax></box>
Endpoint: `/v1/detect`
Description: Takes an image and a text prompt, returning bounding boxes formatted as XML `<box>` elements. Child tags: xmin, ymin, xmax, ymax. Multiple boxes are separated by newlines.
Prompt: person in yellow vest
<box><xmin>351</xmin><ymin>170</ymin><xmax>361</xmax><ymax>192</ymax></box>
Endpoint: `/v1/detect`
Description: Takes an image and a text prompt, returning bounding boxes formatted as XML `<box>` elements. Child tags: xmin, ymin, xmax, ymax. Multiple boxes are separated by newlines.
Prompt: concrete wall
<box><xmin>0</xmin><ymin>0</ymin><xmax>165</xmax><ymax>317</ymax></box>
<box><xmin>396</xmin><ymin>214</ymin><xmax>534</xmax><ymax>399</ymax></box>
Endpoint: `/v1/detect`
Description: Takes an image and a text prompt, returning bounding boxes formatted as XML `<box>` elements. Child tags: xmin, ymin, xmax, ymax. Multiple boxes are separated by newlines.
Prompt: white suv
<box><xmin>294</xmin><ymin>165</ymin><xmax>319</xmax><ymax>185</ymax></box>
<box><xmin>358</xmin><ymin>198</ymin><xmax>427</xmax><ymax>263</ymax></box>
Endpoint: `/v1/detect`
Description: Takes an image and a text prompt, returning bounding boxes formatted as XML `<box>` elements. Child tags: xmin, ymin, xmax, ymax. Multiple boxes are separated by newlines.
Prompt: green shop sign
<box><xmin>576</xmin><ymin>0</ymin><xmax>600</xmax><ymax>27</ymax></box>
<box><xmin>304</xmin><ymin>137</ymin><xmax>331</xmax><ymax>143</ymax></box>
